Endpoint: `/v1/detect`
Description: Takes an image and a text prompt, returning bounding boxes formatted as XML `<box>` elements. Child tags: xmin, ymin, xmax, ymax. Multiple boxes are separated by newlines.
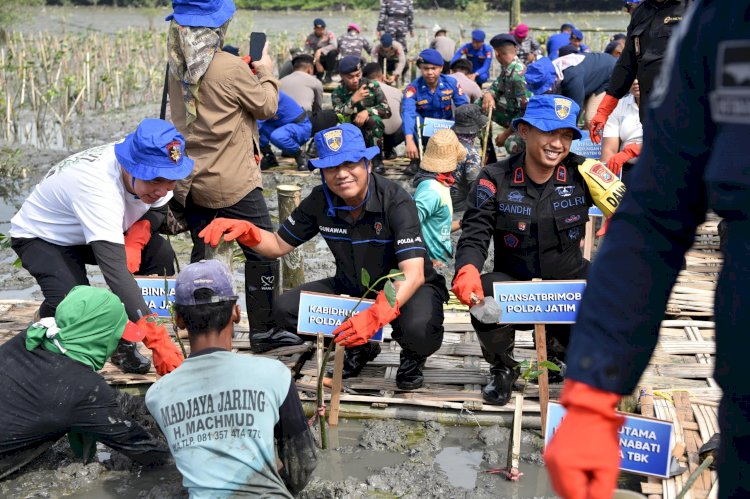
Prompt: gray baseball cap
<box><xmin>175</xmin><ymin>260</ymin><xmax>238</xmax><ymax>305</ymax></box>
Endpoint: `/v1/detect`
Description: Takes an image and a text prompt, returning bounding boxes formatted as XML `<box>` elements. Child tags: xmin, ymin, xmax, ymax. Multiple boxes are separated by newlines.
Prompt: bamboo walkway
<box><xmin>0</xmin><ymin>199</ymin><xmax>722</xmax><ymax>498</ymax></box>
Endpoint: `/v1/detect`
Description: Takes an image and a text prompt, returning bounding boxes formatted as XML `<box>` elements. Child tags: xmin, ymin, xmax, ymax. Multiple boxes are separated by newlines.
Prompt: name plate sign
<box><xmin>545</xmin><ymin>401</ymin><xmax>674</xmax><ymax>478</ymax></box>
<box><xmin>570</xmin><ymin>130</ymin><xmax>602</xmax><ymax>159</ymax></box>
<box><xmin>422</xmin><ymin>117</ymin><xmax>455</xmax><ymax>137</ymax></box>
<box><xmin>297</xmin><ymin>291</ymin><xmax>383</xmax><ymax>342</ymax></box>
<box><xmin>492</xmin><ymin>280</ymin><xmax>586</xmax><ymax>324</ymax></box>
<box><xmin>135</xmin><ymin>277</ymin><xmax>176</xmax><ymax>318</ymax></box>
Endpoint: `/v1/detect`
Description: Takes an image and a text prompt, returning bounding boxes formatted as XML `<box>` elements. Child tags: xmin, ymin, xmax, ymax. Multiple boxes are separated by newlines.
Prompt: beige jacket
<box><xmin>169</xmin><ymin>52</ymin><xmax>279</xmax><ymax>208</ymax></box>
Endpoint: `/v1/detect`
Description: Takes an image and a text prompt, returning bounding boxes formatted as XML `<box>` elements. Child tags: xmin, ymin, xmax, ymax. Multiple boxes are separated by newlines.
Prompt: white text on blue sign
<box><xmin>136</xmin><ymin>277</ymin><xmax>176</xmax><ymax>318</ymax></box>
<box><xmin>492</xmin><ymin>280</ymin><xmax>586</xmax><ymax>324</ymax></box>
<box><xmin>297</xmin><ymin>292</ymin><xmax>383</xmax><ymax>342</ymax></box>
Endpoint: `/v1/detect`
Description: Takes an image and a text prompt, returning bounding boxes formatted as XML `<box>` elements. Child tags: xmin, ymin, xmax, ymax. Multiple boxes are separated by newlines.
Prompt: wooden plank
<box><xmin>328</xmin><ymin>344</ymin><xmax>345</xmax><ymax>426</ymax></box>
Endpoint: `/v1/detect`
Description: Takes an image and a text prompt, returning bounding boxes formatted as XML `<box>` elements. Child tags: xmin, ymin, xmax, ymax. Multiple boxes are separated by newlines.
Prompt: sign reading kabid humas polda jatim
<box><xmin>135</xmin><ymin>277</ymin><xmax>176</xmax><ymax>318</ymax></box>
<box><xmin>492</xmin><ymin>280</ymin><xmax>587</xmax><ymax>324</ymax></box>
<box><xmin>544</xmin><ymin>401</ymin><xmax>674</xmax><ymax>478</ymax></box>
<box><xmin>297</xmin><ymin>292</ymin><xmax>384</xmax><ymax>342</ymax></box>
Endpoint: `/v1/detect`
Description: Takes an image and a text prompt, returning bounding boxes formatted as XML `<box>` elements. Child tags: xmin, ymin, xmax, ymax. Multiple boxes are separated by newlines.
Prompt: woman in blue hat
<box><xmin>452</xmin><ymin>95</ymin><xmax>619</xmax><ymax>406</ymax></box>
<box><xmin>9</xmin><ymin>119</ymin><xmax>190</xmax><ymax>376</ymax></box>
<box><xmin>199</xmin><ymin>124</ymin><xmax>449</xmax><ymax>391</ymax></box>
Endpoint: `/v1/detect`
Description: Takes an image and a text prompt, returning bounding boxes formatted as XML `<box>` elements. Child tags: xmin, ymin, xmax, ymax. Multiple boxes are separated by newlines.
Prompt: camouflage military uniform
<box><xmin>515</xmin><ymin>37</ymin><xmax>543</xmax><ymax>64</ymax></box>
<box><xmin>377</xmin><ymin>0</ymin><xmax>414</xmax><ymax>52</ymax></box>
<box><xmin>451</xmin><ymin>137</ymin><xmax>482</xmax><ymax>212</ymax></box>
<box><xmin>486</xmin><ymin>58</ymin><xmax>531</xmax><ymax>154</ymax></box>
<box><xmin>331</xmin><ymin>78</ymin><xmax>392</xmax><ymax>150</ymax></box>
<box><xmin>338</xmin><ymin>33</ymin><xmax>372</xmax><ymax>59</ymax></box>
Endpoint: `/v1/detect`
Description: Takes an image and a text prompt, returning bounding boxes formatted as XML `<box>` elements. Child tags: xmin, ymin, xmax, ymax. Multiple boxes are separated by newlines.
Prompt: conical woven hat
<box><xmin>421</xmin><ymin>129</ymin><xmax>468</xmax><ymax>173</ymax></box>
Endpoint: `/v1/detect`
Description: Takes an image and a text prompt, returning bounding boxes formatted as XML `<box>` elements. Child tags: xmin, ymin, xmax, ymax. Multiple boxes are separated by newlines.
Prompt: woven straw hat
<box><xmin>421</xmin><ymin>129</ymin><xmax>467</xmax><ymax>173</ymax></box>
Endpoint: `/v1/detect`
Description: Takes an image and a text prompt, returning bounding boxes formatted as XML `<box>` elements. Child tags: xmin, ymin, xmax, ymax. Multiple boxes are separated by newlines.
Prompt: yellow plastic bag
<box><xmin>577</xmin><ymin>159</ymin><xmax>627</xmax><ymax>218</ymax></box>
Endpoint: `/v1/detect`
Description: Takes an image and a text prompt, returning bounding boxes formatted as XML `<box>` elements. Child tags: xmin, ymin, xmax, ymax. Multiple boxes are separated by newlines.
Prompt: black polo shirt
<box><xmin>278</xmin><ymin>173</ymin><xmax>446</xmax><ymax>297</ymax></box>
<box><xmin>456</xmin><ymin>152</ymin><xmax>593</xmax><ymax>280</ymax></box>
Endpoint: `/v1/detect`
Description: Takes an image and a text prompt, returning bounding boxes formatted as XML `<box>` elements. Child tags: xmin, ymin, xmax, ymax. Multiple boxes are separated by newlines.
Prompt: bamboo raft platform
<box><xmin>0</xmin><ymin>191</ymin><xmax>722</xmax><ymax>497</ymax></box>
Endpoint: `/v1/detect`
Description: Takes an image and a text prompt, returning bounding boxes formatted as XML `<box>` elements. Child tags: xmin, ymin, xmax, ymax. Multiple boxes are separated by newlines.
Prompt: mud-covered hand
<box><xmin>137</xmin><ymin>314</ymin><xmax>184</xmax><ymax>375</ymax></box>
<box><xmin>124</xmin><ymin>220</ymin><xmax>152</xmax><ymax>273</ymax></box>
<box><xmin>199</xmin><ymin>218</ymin><xmax>262</xmax><ymax>248</ymax></box>
<box><xmin>451</xmin><ymin>265</ymin><xmax>484</xmax><ymax>306</ymax></box>
<box><xmin>588</xmin><ymin>94</ymin><xmax>620</xmax><ymax>145</ymax></box>
<box><xmin>333</xmin><ymin>291</ymin><xmax>400</xmax><ymax>347</ymax></box>
<box><xmin>544</xmin><ymin>380</ymin><xmax>625</xmax><ymax>499</ymax></box>
<box><xmin>606</xmin><ymin>143</ymin><xmax>640</xmax><ymax>176</ymax></box>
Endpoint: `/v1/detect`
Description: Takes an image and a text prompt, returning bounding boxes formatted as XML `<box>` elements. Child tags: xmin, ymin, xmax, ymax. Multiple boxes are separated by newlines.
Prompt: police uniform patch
<box><xmin>556</xmin><ymin>185</ymin><xmax>575</xmax><ymax>197</ymax></box>
<box><xmin>507</xmin><ymin>190</ymin><xmax>525</xmax><ymax>202</ymax></box>
<box><xmin>504</xmin><ymin>233</ymin><xmax>519</xmax><ymax>248</ymax></box>
<box><xmin>513</xmin><ymin>167</ymin><xmax>525</xmax><ymax>184</ymax></box>
<box><xmin>554</xmin><ymin>97</ymin><xmax>572</xmax><ymax>120</ymax></box>
<box><xmin>324</xmin><ymin>129</ymin><xmax>343</xmax><ymax>151</ymax></box>
<box><xmin>565</xmin><ymin>214</ymin><xmax>581</xmax><ymax>223</ymax></box>
<box><xmin>517</xmin><ymin>221</ymin><xmax>527</xmax><ymax>231</ymax></box>
<box><xmin>374</xmin><ymin>222</ymin><xmax>383</xmax><ymax>235</ymax></box>
<box><xmin>166</xmin><ymin>141</ymin><xmax>182</xmax><ymax>163</ymax></box>
<box><xmin>568</xmin><ymin>227</ymin><xmax>582</xmax><ymax>240</ymax></box>
<box><xmin>405</xmin><ymin>86</ymin><xmax>416</xmax><ymax>99</ymax></box>
<box><xmin>556</xmin><ymin>165</ymin><xmax>567</xmax><ymax>182</ymax></box>
<box><xmin>589</xmin><ymin>163</ymin><xmax>615</xmax><ymax>183</ymax></box>
<box><xmin>476</xmin><ymin>178</ymin><xmax>497</xmax><ymax>207</ymax></box>
<box><xmin>710</xmin><ymin>40</ymin><xmax>750</xmax><ymax>124</ymax></box>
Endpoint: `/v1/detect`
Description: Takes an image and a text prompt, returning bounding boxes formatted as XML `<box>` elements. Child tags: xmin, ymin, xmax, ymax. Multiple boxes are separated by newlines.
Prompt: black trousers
<box><xmin>314</xmin><ymin>50</ymin><xmax>339</xmax><ymax>78</ymax></box>
<box><xmin>383</xmin><ymin>129</ymin><xmax>405</xmax><ymax>156</ymax></box>
<box><xmin>12</xmin><ymin>235</ymin><xmax>175</xmax><ymax>319</ymax></box>
<box><xmin>274</xmin><ymin>277</ymin><xmax>445</xmax><ymax>357</ymax></box>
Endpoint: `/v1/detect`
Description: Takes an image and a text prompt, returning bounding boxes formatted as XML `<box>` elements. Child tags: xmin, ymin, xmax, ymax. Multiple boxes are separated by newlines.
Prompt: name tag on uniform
<box><xmin>422</xmin><ymin>117</ymin><xmax>455</xmax><ymax>137</ymax></box>
<box><xmin>492</xmin><ymin>280</ymin><xmax>586</xmax><ymax>324</ymax></box>
<box><xmin>135</xmin><ymin>277</ymin><xmax>176</xmax><ymax>317</ymax></box>
<box><xmin>297</xmin><ymin>291</ymin><xmax>384</xmax><ymax>341</ymax></box>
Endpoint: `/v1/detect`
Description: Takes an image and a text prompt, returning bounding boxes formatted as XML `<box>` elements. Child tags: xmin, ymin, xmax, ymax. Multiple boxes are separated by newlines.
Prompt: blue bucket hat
<box><xmin>471</xmin><ymin>29</ymin><xmax>486</xmax><ymax>42</ymax></box>
<box><xmin>165</xmin><ymin>0</ymin><xmax>236</xmax><ymax>28</ymax></box>
<box><xmin>309</xmin><ymin>123</ymin><xmax>379</xmax><ymax>171</ymax></box>
<box><xmin>114</xmin><ymin>119</ymin><xmax>195</xmax><ymax>181</ymax></box>
<box><xmin>525</xmin><ymin>57</ymin><xmax>558</xmax><ymax>95</ymax></box>
<box><xmin>512</xmin><ymin>95</ymin><xmax>582</xmax><ymax>140</ymax></box>
<box><xmin>417</xmin><ymin>48</ymin><xmax>444</xmax><ymax>67</ymax></box>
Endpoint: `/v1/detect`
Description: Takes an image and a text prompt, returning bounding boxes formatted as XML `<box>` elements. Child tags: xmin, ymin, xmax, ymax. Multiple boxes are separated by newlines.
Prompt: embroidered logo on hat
<box><xmin>324</xmin><ymin>129</ymin><xmax>343</xmax><ymax>151</ymax></box>
<box><xmin>554</xmin><ymin>97</ymin><xmax>572</xmax><ymax>120</ymax></box>
<box><xmin>167</xmin><ymin>140</ymin><xmax>182</xmax><ymax>163</ymax></box>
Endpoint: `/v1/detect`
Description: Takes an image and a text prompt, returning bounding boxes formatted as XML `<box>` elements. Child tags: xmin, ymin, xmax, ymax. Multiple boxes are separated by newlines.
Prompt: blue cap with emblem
<box><xmin>417</xmin><ymin>48</ymin><xmax>444</xmax><ymax>67</ymax></box>
<box><xmin>525</xmin><ymin>57</ymin><xmax>558</xmax><ymax>95</ymax></box>
<box><xmin>338</xmin><ymin>55</ymin><xmax>361</xmax><ymax>75</ymax></box>
<box><xmin>511</xmin><ymin>94</ymin><xmax>583</xmax><ymax>140</ymax></box>
<box><xmin>471</xmin><ymin>29</ymin><xmax>486</xmax><ymax>42</ymax></box>
<box><xmin>114</xmin><ymin>118</ymin><xmax>194</xmax><ymax>181</ymax></box>
<box><xmin>309</xmin><ymin>123</ymin><xmax>380</xmax><ymax>171</ymax></box>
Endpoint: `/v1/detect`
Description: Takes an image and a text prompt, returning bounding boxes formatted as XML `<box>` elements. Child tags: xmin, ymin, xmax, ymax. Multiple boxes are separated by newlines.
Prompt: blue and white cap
<box><xmin>512</xmin><ymin>95</ymin><xmax>582</xmax><ymax>140</ymax></box>
<box><xmin>308</xmin><ymin>123</ymin><xmax>379</xmax><ymax>171</ymax></box>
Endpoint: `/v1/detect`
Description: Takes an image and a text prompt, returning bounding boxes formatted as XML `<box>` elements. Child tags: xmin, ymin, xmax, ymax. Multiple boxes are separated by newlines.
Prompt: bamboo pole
<box><xmin>329</xmin><ymin>344</ymin><xmax>345</xmax><ymax>426</ymax></box>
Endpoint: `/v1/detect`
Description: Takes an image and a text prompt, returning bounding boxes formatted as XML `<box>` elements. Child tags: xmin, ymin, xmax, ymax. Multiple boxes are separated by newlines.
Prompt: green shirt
<box><xmin>331</xmin><ymin>78</ymin><xmax>392</xmax><ymax>120</ymax></box>
<box><xmin>414</xmin><ymin>178</ymin><xmax>453</xmax><ymax>264</ymax></box>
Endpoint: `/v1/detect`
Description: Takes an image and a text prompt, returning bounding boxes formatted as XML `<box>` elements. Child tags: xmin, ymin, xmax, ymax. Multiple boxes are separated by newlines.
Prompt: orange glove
<box><xmin>199</xmin><ymin>218</ymin><xmax>262</xmax><ymax>248</ymax></box>
<box><xmin>596</xmin><ymin>217</ymin><xmax>612</xmax><ymax>238</ymax></box>
<box><xmin>333</xmin><ymin>291</ymin><xmax>400</xmax><ymax>347</ymax></box>
<box><xmin>124</xmin><ymin>220</ymin><xmax>151</xmax><ymax>274</ymax></box>
<box><xmin>544</xmin><ymin>380</ymin><xmax>625</xmax><ymax>499</ymax></box>
<box><xmin>606</xmin><ymin>143</ymin><xmax>641</xmax><ymax>176</ymax></box>
<box><xmin>588</xmin><ymin>94</ymin><xmax>620</xmax><ymax>145</ymax></box>
<box><xmin>451</xmin><ymin>265</ymin><xmax>484</xmax><ymax>306</ymax></box>
<box><xmin>137</xmin><ymin>314</ymin><xmax>184</xmax><ymax>375</ymax></box>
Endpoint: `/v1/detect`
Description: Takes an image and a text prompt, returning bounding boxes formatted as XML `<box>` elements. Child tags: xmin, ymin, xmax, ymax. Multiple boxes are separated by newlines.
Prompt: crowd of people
<box><xmin>4</xmin><ymin>1</ymin><xmax>744</xmax><ymax>499</ymax></box>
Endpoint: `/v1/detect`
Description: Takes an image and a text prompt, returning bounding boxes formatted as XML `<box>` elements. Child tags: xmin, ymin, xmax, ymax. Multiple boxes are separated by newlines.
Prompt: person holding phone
<box><xmin>166</xmin><ymin>0</ymin><xmax>282</xmax><ymax>351</ymax></box>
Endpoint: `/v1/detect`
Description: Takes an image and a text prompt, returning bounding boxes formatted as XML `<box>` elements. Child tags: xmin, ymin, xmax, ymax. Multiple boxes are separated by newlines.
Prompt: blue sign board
<box><xmin>135</xmin><ymin>277</ymin><xmax>176</xmax><ymax>317</ymax></box>
<box><xmin>297</xmin><ymin>292</ymin><xmax>383</xmax><ymax>342</ymax></box>
<box><xmin>492</xmin><ymin>280</ymin><xmax>586</xmax><ymax>324</ymax></box>
<box><xmin>422</xmin><ymin>117</ymin><xmax>455</xmax><ymax>137</ymax></box>
<box><xmin>589</xmin><ymin>205</ymin><xmax>604</xmax><ymax>217</ymax></box>
<box><xmin>545</xmin><ymin>401</ymin><xmax>674</xmax><ymax>478</ymax></box>
<box><xmin>570</xmin><ymin>130</ymin><xmax>602</xmax><ymax>159</ymax></box>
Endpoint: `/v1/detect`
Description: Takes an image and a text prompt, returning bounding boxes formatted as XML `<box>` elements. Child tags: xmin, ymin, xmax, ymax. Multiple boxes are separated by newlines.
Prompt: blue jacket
<box><xmin>560</xmin><ymin>53</ymin><xmax>616</xmax><ymax>111</ymax></box>
<box><xmin>449</xmin><ymin>43</ymin><xmax>493</xmax><ymax>82</ymax></box>
<box><xmin>259</xmin><ymin>91</ymin><xmax>305</xmax><ymax>127</ymax></box>
<box><xmin>547</xmin><ymin>32</ymin><xmax>570</xmax><ymax>60</ymax></box>
<box><xmin>401</xmin><ymin>74</ymin><xmax>469</xmax><ymax>137</ymax></box>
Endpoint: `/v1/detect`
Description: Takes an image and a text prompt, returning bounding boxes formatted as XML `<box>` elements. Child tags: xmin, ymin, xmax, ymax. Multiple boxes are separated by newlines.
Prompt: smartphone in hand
<box><xmin>249</xmin><ymin>32</ymin><xmax>266</xmax><ymax>63</ymax></box>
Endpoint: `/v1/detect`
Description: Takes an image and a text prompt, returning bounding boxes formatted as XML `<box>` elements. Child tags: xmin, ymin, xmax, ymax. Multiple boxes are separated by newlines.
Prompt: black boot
<box><xmin>482</xmin><ymin>363</ymin><xmax>518</xmax><ymax>406</ymax></box>
<box><xmin>307</xmin><ymin>140</ymin><xmax>319</xmax><ymax>158</ymax></box>
<box><xmin>250</xmin><ymin>328</ymin><xmax>304</xmax><ymax>353</ymax></box>
<box><xmin>259</xmin><ymin>146</ymin><xmax>278</xmax><ymax>170</ymax></box>
<box><xmin>294</xmin><ymin>148</ymin><xmax>309</xmax><ymax>171</ymax></box>
<box><xmin>531</xmin><ymin>357</ymin><xmax>566</xmax><ymax>384</ymax></box>
<box><xmin>405</xmin><ymin>159</ymin><xmax>419</xmax><ymax>176</ymax></box>
<box><xmin>244</xmin><ymin>260</ymin><xmax>280</xmax><ymax>351</ymax></box>
<box><xmin>396</xmin><ymin>350</ymin><xmax>427</xmax><ymax>390</ymax></box>
<box><xmin>371</xmin><ymin>154</ymin><xmax>385</xmax><ymax>175</ymax></box>
<box><xmin>110</xmin><ymin>339</ymin><xmax>151</xmax><ymax>374</ymax></box>
<box><xmin>342</xmin><ymin>343</ymin><xmax>381</xmax><ymax>378</ymax></box>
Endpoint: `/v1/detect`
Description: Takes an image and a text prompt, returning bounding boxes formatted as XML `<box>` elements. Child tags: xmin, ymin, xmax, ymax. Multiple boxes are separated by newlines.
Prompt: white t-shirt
<box><xmin>603</xmin><ymin>93</ymin><xmax>643</xmax><ymax>149</ymax></box>
<box><xmin>10</xmin><ymin>143</ymin><xmax>170</xmax><ymax>246</ymax></box>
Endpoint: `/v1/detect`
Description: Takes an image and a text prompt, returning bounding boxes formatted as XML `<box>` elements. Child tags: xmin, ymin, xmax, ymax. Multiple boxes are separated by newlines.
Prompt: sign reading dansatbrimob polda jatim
<box><xmin>545</xmin><ymin>401</ymin><xmax>674</xmax><ymax>478</ymax></box>
<box><xmin>136</xmin><ymin>277</ymin><xmax>176</xmax><ymax>317</ymax></box>
<box><xmin>297</xmin><ymin>292</ymin><xmax>384</xmax><ymax>342</ymax></box>
<box><xmin>492</xmin><ymin>280</ymin><xmax>586</xmax><ymax>324</ymax></box>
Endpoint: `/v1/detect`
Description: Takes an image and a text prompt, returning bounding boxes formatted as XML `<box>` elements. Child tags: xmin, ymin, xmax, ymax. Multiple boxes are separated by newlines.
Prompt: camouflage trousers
<box><xmin>359</xmin><ymin>115</ymin><xmax>385</xmax><ymax>150</ymax></box>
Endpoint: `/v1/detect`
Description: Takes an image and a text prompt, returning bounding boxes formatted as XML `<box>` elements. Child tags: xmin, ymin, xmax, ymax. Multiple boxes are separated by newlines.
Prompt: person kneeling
<box><xmin>200</xmin><ymin>124</ymin><xmax>449</xmax><ymax>390</ymax></box>
<box><xmin>146</xmin><ymin>260</ymin><xmax>317</xmax><ymax>497</ymax></box>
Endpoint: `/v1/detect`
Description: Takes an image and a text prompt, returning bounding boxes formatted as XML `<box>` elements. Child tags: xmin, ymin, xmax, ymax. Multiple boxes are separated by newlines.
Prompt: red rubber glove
<box><xmin>606</xmin><ymin>143</ymin><xmax>641</xmax><ymax>176</ymax></box>
<box><xmin>137</xmin><ymin>314</ymin><xmax>184</xmax><ymax>375</ymax></box>
<box><xmin>333</xmin><ymin>291</ymin><xmax>400</xmax><ymax>347</ymax></box>
<box><xmin>588</xmin><ymin>94</ymin><xmax>620</xmax><ymax>145</ymax></box>
<box><xmin>596</xmin><ymin>217</ymin><xmax>612</xmax><ymax>238</ymax></box>
<box><xmin>124</xmin><ymin>220</ymin><xmax>152</xmax><ymax>274</ymax></box>
<box><xmin>199</xmin><ymin>218</ymin><xmax>262</xmax><ymax>248</ymax></box>
<box><xmin>451</xmin><ymin>265</ymin><xmax>484</xmax><ymax>306</ymax></box>
<box><xmin>544</xmin><ymin>380</ymin><xmax>625</xmax><ymax>499</ymax></box>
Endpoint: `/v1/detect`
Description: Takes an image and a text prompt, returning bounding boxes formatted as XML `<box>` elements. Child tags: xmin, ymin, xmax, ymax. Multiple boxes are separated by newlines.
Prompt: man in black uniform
<box><xmin>546</xmin><ymin>3</ymin><xmax>750</xmax><ymax>497</ymax></box>
<box><xmin>453</xmin><ymin>95</ymin><xmax>600</xmax><ymax>406</ymax></box>
<box><xmin>199</xmin><ymin>124</ymin><xmax>448</xmax><ymax>390</ymax></box>
<box><xmin>589</xmin><ymin>0</ymin><xmax>688</xmax><ymax>142</ymax></box>
<box><xmin>0</xmin><ymin>286</ymin><xmax>169</xmax><ymax>479</ymax></box>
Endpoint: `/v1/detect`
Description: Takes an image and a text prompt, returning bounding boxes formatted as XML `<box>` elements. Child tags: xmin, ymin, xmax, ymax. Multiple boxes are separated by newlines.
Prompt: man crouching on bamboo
<box><xmin>199</xmin><ymin>124</ymin><xmax>449</xmax><ymax>390</ymax></box>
